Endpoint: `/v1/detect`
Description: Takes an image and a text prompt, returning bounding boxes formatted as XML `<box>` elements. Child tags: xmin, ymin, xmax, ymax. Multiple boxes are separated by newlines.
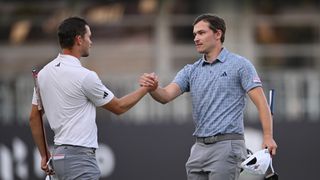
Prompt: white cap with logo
<box><xmin>241</xmin><ymin>149</ymin><xmax>271</xmax><ymax>175</ymax></box>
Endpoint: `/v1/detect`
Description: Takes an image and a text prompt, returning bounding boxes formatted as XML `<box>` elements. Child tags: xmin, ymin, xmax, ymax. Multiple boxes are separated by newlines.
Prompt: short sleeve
<box><xmin>172</xmin><ymin>65</ymin><xmax>191</xmax><ymax>93</ymax></box>
<box><xmin>239</xmin><ymin>59</ymin><xmax>262</xmax><ymax>92</ymax></box>
<box><xmin>81</xmin><ymin>71</ymin><xmax>114</xmax><ymax>107</ymax></box>
<box><xmin>32</xmin><ymin>88</ymin><xmax>38</xmax><ymax>105</ymax></box>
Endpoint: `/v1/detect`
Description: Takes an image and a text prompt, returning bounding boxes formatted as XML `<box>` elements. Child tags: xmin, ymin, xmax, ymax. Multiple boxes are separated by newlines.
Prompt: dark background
<box><xmin>1</xmin><ymin>118</ymin><xmax>318</xmax><ymax>179</ymax></box>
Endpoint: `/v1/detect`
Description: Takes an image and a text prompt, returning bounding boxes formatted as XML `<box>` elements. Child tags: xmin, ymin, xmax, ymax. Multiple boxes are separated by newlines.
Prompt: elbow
<box><xmin>155</xmin><ymin>97</ymin><xmax>171</xmax><ymax>104</ymax></box>
<box><xmin>103</xmin><ymin>98</ymin><xmax>128</xmax><ymax>115</ymax></box>
<box><xmin>158</xmin><ymin>99</ymin><xmax>169</xmax><ymax>104</ymax></box>
<box><xmin>29</xmin><ymin>115</ymin><xmax>39</xmax><ymax>129</ymax></box>
<box><xmin>29</xmin><ymin>114</ymin><xmax>36</xmax><ymax>125</ymax></box>
<box><xmin>112</xmin><ymin>110</ymin><xmax>125</xmax><ymax>116</ymax></box>
<box><xmin>111</xmin><ymin>105</ymin><xmax>127</xmax><ymax>115</ymax></box>
<box><xmin>150</xmin><ymin>92</ymin><xmax>172</xmax><ymax>104</ymax></box>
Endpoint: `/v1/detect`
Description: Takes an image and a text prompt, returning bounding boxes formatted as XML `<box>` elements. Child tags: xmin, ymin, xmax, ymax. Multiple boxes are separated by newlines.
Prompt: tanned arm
<box><xmin>248</xmin><ymin>87</ymin><xmax>278</xmax><ymax>155</ymax></box>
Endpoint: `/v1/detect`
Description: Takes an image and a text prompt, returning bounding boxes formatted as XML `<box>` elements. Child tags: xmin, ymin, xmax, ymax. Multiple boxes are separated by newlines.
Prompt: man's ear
<box><xmin>215</xmin><ymin>29</ymin><xmax>222</xmax><ymax>41</ymax></box>
<box><xmin>75</xmin><ymin>35</ymin><xmax>82</xmax><ymax>45</ymax></box>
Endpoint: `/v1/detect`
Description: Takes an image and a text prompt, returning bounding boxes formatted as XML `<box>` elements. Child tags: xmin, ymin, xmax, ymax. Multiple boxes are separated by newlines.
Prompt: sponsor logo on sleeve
<box><xmin>103</xmin><ymin>91</ymin><xmax>109</xmax><ymax>99</ymax></box>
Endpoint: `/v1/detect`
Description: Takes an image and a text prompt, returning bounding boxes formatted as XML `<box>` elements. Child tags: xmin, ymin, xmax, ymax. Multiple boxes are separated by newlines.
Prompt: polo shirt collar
<box><xmin>201</xmin><ymin>47</ymin><xmax>228</xmax><ymax>66</ymax></box>
<box><xmin>58</xmin><ymin>53</ymin><xmax>82</xmax><ymax>67</ymax></box>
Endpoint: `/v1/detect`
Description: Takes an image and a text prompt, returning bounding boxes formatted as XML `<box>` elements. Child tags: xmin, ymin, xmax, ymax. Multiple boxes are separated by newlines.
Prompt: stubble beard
<box><xmin>81</xmin><ymin>48</ymin><xmax>90</xmax><ymax>57</ymax></box>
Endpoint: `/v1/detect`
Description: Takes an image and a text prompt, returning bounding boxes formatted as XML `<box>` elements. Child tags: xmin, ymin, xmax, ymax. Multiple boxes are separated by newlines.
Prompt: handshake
<box><xmin>139</xmin><ymin>72</ymin><xmax>159</xmax><ymax>92</ymax></box>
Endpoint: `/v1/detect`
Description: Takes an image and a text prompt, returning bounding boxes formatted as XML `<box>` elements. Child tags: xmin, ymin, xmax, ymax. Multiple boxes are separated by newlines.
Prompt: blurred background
<box><xmin>0</xmin><ymin>0</ymin><xmax>319</xmax><ymax>179</ymax></box>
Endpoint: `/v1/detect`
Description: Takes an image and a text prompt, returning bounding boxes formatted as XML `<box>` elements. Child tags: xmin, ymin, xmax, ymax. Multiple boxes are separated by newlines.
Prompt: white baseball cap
<box><xmin>241</xmin><ymin>149</ymin><xmax>271</xmax><ymax>175</ymax></box>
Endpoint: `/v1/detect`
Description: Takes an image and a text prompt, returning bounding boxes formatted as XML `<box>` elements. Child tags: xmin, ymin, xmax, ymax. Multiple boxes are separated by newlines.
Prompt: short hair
<box><xmin>193</xmin><ymin>14</ymin><xmax>226</xmax><ymax>43</ymax></box>
<box><xmin>57</xmin><ymin>17</ymin><xmax>88</xmax><ymax>49</ymax></box>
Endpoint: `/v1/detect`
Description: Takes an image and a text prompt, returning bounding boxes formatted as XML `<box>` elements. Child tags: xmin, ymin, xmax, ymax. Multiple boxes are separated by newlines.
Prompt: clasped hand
<box><xmin>139</xmin><ymin>72</ymin><xmax>158</xmax><ymax>92</ymax></box>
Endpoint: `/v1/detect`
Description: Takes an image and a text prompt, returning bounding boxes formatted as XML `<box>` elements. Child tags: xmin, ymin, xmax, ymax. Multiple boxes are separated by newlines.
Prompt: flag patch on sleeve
<box><xmin>253</xmin><ymin>76</ymin><xmax>261</xmax><ymax>83</ymax></box>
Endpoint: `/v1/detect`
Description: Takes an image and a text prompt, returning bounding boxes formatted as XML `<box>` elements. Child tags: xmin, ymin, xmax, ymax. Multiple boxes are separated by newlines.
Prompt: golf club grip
<box><xmin>269</xmin><ymin>89</ymin><xmax>275</xmax><ymax>115</ymax></box>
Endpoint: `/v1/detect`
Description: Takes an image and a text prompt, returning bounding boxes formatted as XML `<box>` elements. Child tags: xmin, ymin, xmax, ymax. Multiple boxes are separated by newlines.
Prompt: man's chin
<box><xmin>195</xmin><ymin>47</ymin><xmax>204</xmax><ymax>53</ymax></box>
<box><xmin>82</xmin><ymin>53</ymin><xmax>89</xmax><ymax>57</ymax></box>
<box><xmin>196</xmin><ymin>49</ymin><xmax>205</xmax><ymax>54</ymax></box>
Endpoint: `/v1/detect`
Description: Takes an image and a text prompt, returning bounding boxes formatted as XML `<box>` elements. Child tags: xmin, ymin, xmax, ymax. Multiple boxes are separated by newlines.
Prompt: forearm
<box><xmin>117</xmin><ymin>87</ymin><xmax>149</xmax><ymax>113</ymax></box>
<box><xmin>248</xmin><ymin>87</ymin><xmax>274</xmax><ymax>138</ymax></box>
<box><xmin>149</xmin><ymin>83</ymin><xmax>181</xmax><ymax>104</ymax></box>
<box><xmin>149</xmin><ymin>87</ymin><xmax>171</xmax><ymax>104</ymax></box>
<box><xmin>258</xmin><ymin>103</ymin><xmax>274</xmax><ymax>138</ymax></box>
<box><xmin>248</xmin><ymin>87</ymin><xmax>277</xmax><ymax>154</ymax></box>
<box><xmin>29</xmin><ymin>115</ymin><xmax>49</xmax><ymax>159</ymax></box>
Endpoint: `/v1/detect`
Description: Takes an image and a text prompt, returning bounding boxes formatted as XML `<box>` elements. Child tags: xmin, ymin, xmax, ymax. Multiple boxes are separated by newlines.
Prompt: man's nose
<box><xmin>194</xmin><ymin>36</ymin><xmax>198</xmax><ymax>42</ymax></box>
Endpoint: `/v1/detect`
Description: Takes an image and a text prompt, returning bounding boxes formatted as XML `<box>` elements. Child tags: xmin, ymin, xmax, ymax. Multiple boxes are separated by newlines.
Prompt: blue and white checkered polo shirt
<box><xmin>173</xmin><ymin>48</ymin><xmax>262</xmax><ymax>137</ymax></box>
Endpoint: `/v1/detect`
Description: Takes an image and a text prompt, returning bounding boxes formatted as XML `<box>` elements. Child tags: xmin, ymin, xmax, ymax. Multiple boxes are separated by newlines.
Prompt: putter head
<box><xmin>265</xmin><ymin>172</ymin><xmax>279</xmax><ymax>180</ymax></box>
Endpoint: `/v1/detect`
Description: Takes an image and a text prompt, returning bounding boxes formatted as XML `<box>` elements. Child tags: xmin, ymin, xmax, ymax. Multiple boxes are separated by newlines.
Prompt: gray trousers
<box><xmin>186</xmin><ymin>140</ymin><xmax>247</xmax><ymax>180</ymax></box>
<box><xmin>52</xmin><ymin>145</ymin><xmax>101</xmax><ymax>180</ymax></box>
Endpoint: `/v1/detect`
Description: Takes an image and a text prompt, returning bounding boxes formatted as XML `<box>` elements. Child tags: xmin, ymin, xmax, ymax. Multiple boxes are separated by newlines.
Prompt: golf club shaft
<box><xmin>269</xmin><ymin>89</ymin><xmax>275</xmax><ymax>115</ymax></box>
